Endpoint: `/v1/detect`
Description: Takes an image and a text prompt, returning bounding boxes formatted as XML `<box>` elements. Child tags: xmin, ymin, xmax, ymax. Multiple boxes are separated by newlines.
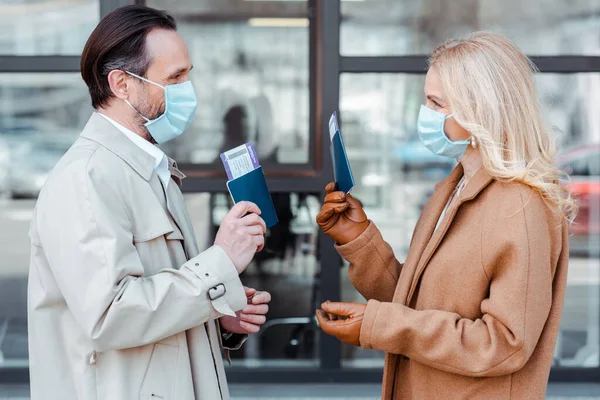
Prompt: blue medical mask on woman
<box><xmin>417</xmin><ymin>105</ymin><xmax>470</xmax><ymax>160</ymax></box>
<box><xmin>124</xmin><ymin>71</ymin><xmax>197</xmax><ymax>144</ymax></box>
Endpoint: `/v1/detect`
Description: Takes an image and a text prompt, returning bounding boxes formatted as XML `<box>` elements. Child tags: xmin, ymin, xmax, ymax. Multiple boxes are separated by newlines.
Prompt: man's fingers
<box><xmin>243</xmin><ymin>304</ymin><xmax>269</xmax><ymax>315</ymax></box>
<box><xmin>247</xmin><ymin>225</ymin><xmax>265</xmax><ymax>236</ymax></box>
<box><xmin>244</xmin><ymin>287</ymin><xmax>257</xmax><ymax>298</ymax></box>
<box><xmin>251</xmin><ymin>291</ymin><xmax>272</xmax><ymax>305</ymax></box>
<box><xmin>242</xmin><ymin>213</ymin><xmax>267</xmax><ymax>233</ymax></box>
<box><xmin>239</xmin><ymin>313</ymin><xmax>266</xmax><ymax>325</ymax></box>
<box><xmin>254</xmin><ymin>235</ymin><xmax>265</xmax><ymax>252</ymax></box>
<box><xmin>230</xmin><ymin>201</ymin><xmax>261</xmax><ymax>218</ymax></box>
<box><xmin>240</xmin><ymin>321</ymin><xmax>260</xmax><ymax>334</ymax></box>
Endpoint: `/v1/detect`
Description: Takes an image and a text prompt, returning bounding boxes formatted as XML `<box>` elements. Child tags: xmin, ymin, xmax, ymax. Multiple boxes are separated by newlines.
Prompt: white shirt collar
<box><xmin>97</xmin><ymin>112</ymin><xmax>171</xmax><ymax>188</ymax></box>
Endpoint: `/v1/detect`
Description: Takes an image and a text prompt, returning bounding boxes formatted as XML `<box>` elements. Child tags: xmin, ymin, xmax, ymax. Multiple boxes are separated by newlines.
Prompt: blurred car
<box><xmin>558</xmin><ymin>144</ymin><xmax>600</xmax><ymax>240</ymax></box>
<box><xmin>8</xmin><ymin>135</ymin><xmax>75</xmax><ymax>199</ymax></box>
<box><xmin>0</xmin><ymin>119</ymin><xmax>78</xmax><ymax>199</ymax></box>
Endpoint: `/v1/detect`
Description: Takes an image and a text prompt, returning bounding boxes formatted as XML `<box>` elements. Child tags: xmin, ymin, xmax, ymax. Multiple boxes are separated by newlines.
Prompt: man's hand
<box><xmin>316</xmin><ymin>182</ymin><xmax>369</xmax><ymax>245</ymax></box>
<box><xmin>315</xmin><ymin>301</ymin><xmax>366</xmax><ymax>347</ymax></box>
<box><xmin>220</xmin><ymin>287</ymin><xmax>271</xmax><ymax>334</ymax></box>
<box><xmin>215</xmin><ymin>202</ymin><xmax>266</xmax><ymax>274</ymax></box>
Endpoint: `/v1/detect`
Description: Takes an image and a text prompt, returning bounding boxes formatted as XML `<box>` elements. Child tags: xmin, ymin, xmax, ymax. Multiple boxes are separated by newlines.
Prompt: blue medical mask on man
<box><xmin>417</xmin><ymin>105</ymin><xmax>470</xmax><ymax>160</ymax></box>
<box><xmin>124</xmin><ymin>71</ymin><xmax>197</xmax><ymax>144</ymax></box>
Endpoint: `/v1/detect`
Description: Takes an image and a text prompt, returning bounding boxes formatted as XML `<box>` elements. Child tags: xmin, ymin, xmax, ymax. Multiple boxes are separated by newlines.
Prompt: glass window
<box><xmin>0</xmin><ymin>0</ymin><xmax>99</xmax><ymax>55</ymax></box>
<box><xmin>341</xmin><ymin>0</ymin><xmax>600</xmax><ymax>56</ymax></box>
<box><xmin>0</xmin><ymin>73</ymin><xmax>92</xmax><ymax>367</ymax></box>
<box><xmin>148</xmin><ymin>0</ymin><xmax>310</xmax><ymax>166</ymax></box>
<box><xmin>339</xmin><ymin>73</ymin><xmax>600</xmax><ymax>368</ymax></box>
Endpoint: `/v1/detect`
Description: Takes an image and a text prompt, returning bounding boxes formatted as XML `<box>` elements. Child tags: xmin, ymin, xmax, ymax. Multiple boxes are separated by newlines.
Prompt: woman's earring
<box><xmin>471</xmin><ymin>137</ymin><xmax>477</xmax><ymax>148</ymax></box>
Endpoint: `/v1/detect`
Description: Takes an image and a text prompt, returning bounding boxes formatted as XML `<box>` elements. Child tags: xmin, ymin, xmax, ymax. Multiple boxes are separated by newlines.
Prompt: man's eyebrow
<box><xmin>168</xmin><ymin>65</ymin><xmax>193</xmax><ymax>78</ymax></box>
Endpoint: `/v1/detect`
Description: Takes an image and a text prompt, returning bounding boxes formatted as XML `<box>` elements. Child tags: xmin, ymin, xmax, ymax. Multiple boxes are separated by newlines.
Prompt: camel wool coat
<box><xmin>337</xmin><ymin>164</ymin><xmax>569</xmax><ymax>400</ymax></box>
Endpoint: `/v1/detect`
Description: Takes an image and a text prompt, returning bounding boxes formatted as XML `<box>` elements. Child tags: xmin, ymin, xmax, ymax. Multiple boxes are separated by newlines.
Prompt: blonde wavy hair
<box><xmin>429</xmin><ymin>32</ymin><xmax>577</xmax><ymax>222</ymax></box>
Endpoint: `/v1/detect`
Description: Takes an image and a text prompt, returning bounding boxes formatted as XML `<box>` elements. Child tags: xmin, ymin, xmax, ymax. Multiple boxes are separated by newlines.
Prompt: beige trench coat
<box><xmin>28</xmin><ymin>113</ymin><xmax>247</xmax><ymax>400</ymax></box>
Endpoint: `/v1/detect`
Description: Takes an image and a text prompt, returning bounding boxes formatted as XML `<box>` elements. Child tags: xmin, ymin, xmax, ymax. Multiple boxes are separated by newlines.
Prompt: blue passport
<box><xmin>226</xmin><ymin>167</ymin><xmax>279</xmax><ymax>229</ymax></box>
<box><xmin>329</xmin><ymin>111</ymin><xmax>355</xmax><ymax>193</ymax></box>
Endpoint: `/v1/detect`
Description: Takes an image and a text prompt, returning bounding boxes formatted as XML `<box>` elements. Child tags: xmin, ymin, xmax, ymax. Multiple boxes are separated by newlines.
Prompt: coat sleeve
<box><xmin>35</xmin><ymin>150</ymin><xmax>247</xmax><ymax>353</ymax></box>
<box><xmin>335</xmin><ymin>222</ymin><xmax>403</xmax><ymax>302</ymax></box>
<box><xmin>358</xmin><ymin>186</ymin><xmax>561</xmax><ymax>377</ymax></box>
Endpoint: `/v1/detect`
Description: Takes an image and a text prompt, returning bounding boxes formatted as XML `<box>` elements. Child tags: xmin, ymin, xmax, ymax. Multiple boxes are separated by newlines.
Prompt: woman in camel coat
<box><xmin>315</xmin><ymin>32</ymin><xmax>576</xmax><ymax>400</ymax></box>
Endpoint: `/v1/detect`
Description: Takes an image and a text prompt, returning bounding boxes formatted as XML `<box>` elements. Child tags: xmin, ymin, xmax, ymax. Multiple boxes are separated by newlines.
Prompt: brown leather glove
<box><xmin>316</xmin><ymin>182</ymin><xmax>369</xmax><ymax>245</ymax></box>
<box><xmin>315</xmin><ymin>301</ymin><xmax>366</xmax><ymax>347</ymax></box>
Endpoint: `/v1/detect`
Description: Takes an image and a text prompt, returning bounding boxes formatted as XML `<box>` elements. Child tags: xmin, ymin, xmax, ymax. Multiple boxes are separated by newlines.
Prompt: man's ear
<box><xmin>107</xmin><ymin>70</ymin><xmax>131</xmax><ymax>100</ymax></box>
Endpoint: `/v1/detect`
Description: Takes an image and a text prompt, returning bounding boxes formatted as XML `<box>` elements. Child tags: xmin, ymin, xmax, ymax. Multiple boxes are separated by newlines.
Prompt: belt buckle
<box><xmin>208</xmin><ymin>283</ymin><xmax>227</xmax><ymax>301</ymax></box>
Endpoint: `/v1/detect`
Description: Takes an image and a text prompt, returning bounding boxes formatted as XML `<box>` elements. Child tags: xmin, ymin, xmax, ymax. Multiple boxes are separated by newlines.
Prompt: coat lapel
<box><xmin>405</xmin><ymin>166</ymin><xmax>494</xmax><ymax>304</ymax></box>
<box><xmin>164</xmin><ymin>160</ymin><xmax>200</xmax><ymax>259</ymax></box>
<box><xmin>394</xmin><ymin>165</ymin><xmax>464</xmax><ymax>304</ymax></box>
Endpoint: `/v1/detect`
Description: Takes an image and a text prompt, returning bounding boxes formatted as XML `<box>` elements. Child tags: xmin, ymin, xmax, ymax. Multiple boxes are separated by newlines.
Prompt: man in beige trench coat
<box><xmin>27</xmin><ymin>5</ymin><xmax>271</xmax><ymax>400</ymax></box>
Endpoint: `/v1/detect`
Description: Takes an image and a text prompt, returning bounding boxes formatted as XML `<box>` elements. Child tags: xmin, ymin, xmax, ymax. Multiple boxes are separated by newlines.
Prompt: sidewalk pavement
<box><xmin>0</xmin><ymin>383</ymin><xmax>599</xmax><ymax>399</ymax></box>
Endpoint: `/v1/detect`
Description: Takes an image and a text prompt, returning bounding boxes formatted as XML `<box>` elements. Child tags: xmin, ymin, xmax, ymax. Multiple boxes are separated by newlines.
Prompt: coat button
<box><xmin>88</xmin><ymin>351</ymin><xmax>97</xmax><ymax>365</ymax></box>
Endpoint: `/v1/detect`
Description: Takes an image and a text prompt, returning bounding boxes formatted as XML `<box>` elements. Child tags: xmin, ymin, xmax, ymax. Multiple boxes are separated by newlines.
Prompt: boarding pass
<box><xmin>220</xmin><ymin>142</ymin><xmax>260</xmax><ymax>180</ymax></box>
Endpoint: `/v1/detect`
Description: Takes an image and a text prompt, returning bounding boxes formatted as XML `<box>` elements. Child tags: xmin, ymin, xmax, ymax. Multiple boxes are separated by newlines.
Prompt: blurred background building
<box><xmin>0</xmin><ymin>0</ymin><xmax>598</xmax><ymax>387</ymax></box>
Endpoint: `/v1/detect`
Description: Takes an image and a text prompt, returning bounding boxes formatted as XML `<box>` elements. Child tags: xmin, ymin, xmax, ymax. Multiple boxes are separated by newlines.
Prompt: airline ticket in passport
<box><xmin>220</xmin><ymin>142</ymin><xmax>260</xmax><ymax>180</ymax></box>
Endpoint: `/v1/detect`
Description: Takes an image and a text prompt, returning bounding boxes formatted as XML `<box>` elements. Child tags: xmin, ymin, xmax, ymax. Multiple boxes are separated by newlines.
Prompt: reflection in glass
<box><xmin>0</xmin><ymin>74</ymin><xmax>92</xmax><ymax>200</ymax></box>
<box><xmin>341</xmin><ymin>0</ymin><xmax>600</xmax><ymax>56</ymax></box>
<box><xmin>0</xmin><ymin>73</ymin><xmax>91</xmax><ymax>366</ymax></box>
<box><xmin>149</xmin><ymin>0</ymin><xmax>310</xmax><ymax>165</ymax></box>
<box><xmin>0</xmin><ymin>0</ymin><xmax>99</xmax><ymax>55</ymax></box>
<box><xmin>339</xmin><ymin>73</ymin><xmax>600</xmax><ymax>368</ymax></box>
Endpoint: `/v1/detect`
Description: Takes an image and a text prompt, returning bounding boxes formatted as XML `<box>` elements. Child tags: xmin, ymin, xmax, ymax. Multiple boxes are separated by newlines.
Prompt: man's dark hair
<box><xmin>81</xmin><ymin>5</ymin><xmax>177</xmax><ymax>109</ymax></box>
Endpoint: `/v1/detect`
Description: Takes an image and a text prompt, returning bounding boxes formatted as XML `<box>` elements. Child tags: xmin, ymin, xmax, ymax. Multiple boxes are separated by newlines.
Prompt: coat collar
<box><xmin>434</xmin><ymin>162</ymin><xmax>495</xmax><ymax>204</ymax></box>
<box><xmin>168</xmin><ymin>158</ymin><xmax>186</xmax><ymax>186</ymax></box>
<box><xmin>80</xmin><ymin>113</ymin><xmax>156</xmax><ymax>181</ymax></box>
<box><xmin>80</xmin><ymin>113</ymin><xmax>186</xmax><ymax>185</ymax></box>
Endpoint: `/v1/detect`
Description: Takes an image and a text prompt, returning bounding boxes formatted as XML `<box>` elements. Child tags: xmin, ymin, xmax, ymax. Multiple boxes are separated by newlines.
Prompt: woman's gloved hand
<box><xmin>315</xmin><ymin>301</ymin><xmax>366</xmax><ymax>347</ymax></box>
<box><xmin>316</xmin><ymin>182</ymin><xmax>369</xmax><ymax>245</ymax></box>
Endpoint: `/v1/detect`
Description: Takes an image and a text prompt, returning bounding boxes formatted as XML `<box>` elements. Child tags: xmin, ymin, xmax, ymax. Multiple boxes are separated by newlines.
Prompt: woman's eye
<box><xmin>433</xmin><ymin>100</ymin><xmax>442</xmax><ymax>108</ymax></box>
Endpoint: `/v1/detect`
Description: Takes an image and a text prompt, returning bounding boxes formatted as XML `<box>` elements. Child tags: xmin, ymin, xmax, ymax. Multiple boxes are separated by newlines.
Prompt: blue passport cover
<box><xmin>329</xmin><ymin>112</ymin><xmax>355</xmax><ymax>193</ymax></box>
<box><xmin>226</xmin><ymin>167</ymin><xmax>279</xmax><ymax>229</ymax></box>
